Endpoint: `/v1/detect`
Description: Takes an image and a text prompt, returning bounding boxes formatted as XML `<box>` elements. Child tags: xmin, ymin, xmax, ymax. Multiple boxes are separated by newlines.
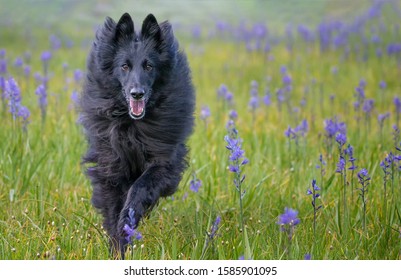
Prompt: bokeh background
<box><xmin>1</xmin><ymin>0</ymin><xmax>401</xmax><ymax>260</ymax></box>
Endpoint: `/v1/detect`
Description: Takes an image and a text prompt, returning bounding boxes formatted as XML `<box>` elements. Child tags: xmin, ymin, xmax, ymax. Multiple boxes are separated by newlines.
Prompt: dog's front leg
<box><xmin>116</xmin><ymin>163</ymin><xmax>180</xmax><ymax>244</ymax></box>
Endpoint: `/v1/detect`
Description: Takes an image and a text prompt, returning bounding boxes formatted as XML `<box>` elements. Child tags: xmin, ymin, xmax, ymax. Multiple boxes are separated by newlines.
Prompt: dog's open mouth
<box><xmin>129</xmin><ymin>98</ymin><xmax>145</xmax><ymax>119</ymax></box>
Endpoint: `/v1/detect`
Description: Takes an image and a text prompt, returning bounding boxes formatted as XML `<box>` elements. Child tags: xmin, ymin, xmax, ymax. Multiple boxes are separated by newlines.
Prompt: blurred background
<box><xmin>1</xmin><ymin>0</ymin><xmax>401</xmax><ymax>260</ymax></box>
<box><xmin>0</xmin><ymin>0</ymin><xmax>378</xmax><ymax>40</ymax></box>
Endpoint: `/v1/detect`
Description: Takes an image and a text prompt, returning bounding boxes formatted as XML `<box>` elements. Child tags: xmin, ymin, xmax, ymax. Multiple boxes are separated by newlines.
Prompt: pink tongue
<box><xmin>130</xmin><ymin>98</ymin><xmax>145</xmax><ymax>116</ymax></box>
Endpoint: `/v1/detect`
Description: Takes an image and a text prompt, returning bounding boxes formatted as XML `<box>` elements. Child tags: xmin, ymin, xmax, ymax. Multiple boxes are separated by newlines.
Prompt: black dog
<box><xmin>79</xmin><ymin>13</ymin><xmax>195</xmax><ymax>258</ymax></box>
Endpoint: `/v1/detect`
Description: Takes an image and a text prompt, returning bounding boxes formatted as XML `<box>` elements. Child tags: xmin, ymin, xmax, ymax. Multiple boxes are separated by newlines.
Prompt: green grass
<box><xmin>1</xmin><ymin>0</ymin><xmax>401</xmax><ymax>260</ymax></box>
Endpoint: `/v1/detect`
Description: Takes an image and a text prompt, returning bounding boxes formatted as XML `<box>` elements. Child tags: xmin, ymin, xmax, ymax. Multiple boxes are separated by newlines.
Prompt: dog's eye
<box><xmin>144</xmin><ymin>61</ymin><xmax>153</xmax><ymax>72</ymax></box>
<box><xmin>121</xmin><ymin>64</ymin><xmax>129</xmax><ymax>72</ymax></box>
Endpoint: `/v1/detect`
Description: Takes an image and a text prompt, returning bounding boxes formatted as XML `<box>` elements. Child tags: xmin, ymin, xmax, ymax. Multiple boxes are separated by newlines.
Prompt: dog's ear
<box><xmin>159</xmin><ymin>21</ymin><xmax>177</xmax><ymax>50</ymax></box>
<box><xmin>141</xmin><ymin>14</ymin><xmax>161</xmax><ymax>42</ymax></box>
<box><xmin>115</xmin><ymin>13</ymin><xmax>135</xmax><ymax>41</ymax></box>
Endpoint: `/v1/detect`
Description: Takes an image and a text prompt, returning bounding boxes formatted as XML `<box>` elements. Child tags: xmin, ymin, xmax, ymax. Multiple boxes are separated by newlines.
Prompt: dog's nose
<box><xmin>130</xmin><ymin>88</ymin><xmax>145</xmax><ymax>100</ymax></box>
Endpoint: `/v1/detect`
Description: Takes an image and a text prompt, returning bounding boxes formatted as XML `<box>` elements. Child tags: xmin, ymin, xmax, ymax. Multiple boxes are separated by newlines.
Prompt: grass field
<box><xmin>1</xmin><ymin>0</ymin><xmax>401</xmax><ymax>260</ymax></box>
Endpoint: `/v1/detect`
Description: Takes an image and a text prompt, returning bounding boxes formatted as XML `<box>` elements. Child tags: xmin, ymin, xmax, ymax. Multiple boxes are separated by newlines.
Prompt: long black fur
<box><xmin>79</xmin><ymin>13</ymin><xmax>195</xmax><ymax>258</ymax></box>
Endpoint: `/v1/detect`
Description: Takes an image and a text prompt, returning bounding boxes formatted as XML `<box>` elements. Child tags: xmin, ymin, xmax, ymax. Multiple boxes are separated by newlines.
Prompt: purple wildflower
<box><xmin>336</xmin><ymin>158</ymin><xmax>346</xmax><ymax>173</ymax></box>
<box><xmin>41</xmin><ymin>51</ymin><xmax>52</xmax><ymax>62</ymax></box>
<box><xmin>33</xmin><ymin>72</ymin><xmax>43</xmax><ymax>84</ymax></box>
<box><xmin>335</xmin><ymin>133</ymin><xmax>347</xmax><ymax>147</ymax></box>
<box><xmin>35</xmin><ymin>84</ymin><xmax>47</xmax><ymax>108</ymax></box>
<box><xmin>24</xmin><ymin>65</ymin><xmax>31</xmax><ymax>78</ymax></box>
<box><xmin>4</xmin><ymin>77</ymin><xmax>30</xmax><ymax>128</ymax></box>
<box><xmin>208</xmin><ymin>216</ymin><xmax>221</xmax><ymax>240</ymax></box>
<box><xmin>5</xmin><ymin>77</ymin><xmax>22</xmax><ymax>117</ymax></box>
<box><xmin>387</xmin><ymin>43</ymin><xmax>401</xmax><ymax>55</ymax></box>
<box><xmin>0</xmin><ymin>59</ymin><xmax>7</xmax><ymax>74</ymax></box>
<box><xmin>394</xmin><ymin>97</ymin><xmax>401</xmax><ymax>113</ymax></box>
<box><xmin>17</xmin><ymin>106</ymin><xmax>30</xmax><ymax>122</ymax></box>
<box><xmin>307</xmin><ymin>178</ymin><xmax>322</xmax><ymax>234</ymax></box>
<box><xmin>276</xmin><ymin>88</ymin><xmax>285</xmax><ymax>104</ymax></box>
<box><xmin>380</xmin><ymin>152</ymin><xmax>394</xmax><ymax>215</ymax></box>
<box><xmin>73</xmin><ymin>69</ymin><xmax>83</xmax><ymax>83</ymax></box>
<box><xmin>324</xmin><ymin>117</ymin><xmax>346</xmax><ymax>139</ymax></box>
<box><xmin>200</xmin><ymin>105</ymin><xmax>211</xmax><ymax>121</ymax></box>
<box><xmin>250</xmin><ymin>80</ymin><xmax>258</xmax><ymax>93</ymax></box>
<box><xmin>229</xmin><ymin>110</ymin><xmax>238</xmax><ymax>120</ymax></box>
<box><xmin>280</xmin><ymin>65</ymin><xmax>287</xmax><ymax>74</ymax></box>
<box><xmin>41</xmin><ymin>51</ymin><xmax>52</xmax><ymax>88</ymax></box>
<box><xmin>263</xmin><ymin>90</ymin><xmax>271</xmax><ymax>106</ymax></box>
<box><xmin>357</xmin><ymin>168</ymin><xmax>370</xmax><ymax>183</ymax></box>
<box><xmin>354</xmin><ymin>86</ymin><xmax>365</xmax><ymax>111</ymax></box>
<box><xmin>378</xmin><ymin>112</ymin><xmax>390</xmax><ymax>124</ymax></box>
<box><xmin>345</xmin><ymin>144</ymin><xmax>357</xmax><ymax>171</ymax></box>
<box><xmin>316</xmin><ymin>154</ymin><xmax>326</xmax><ymax>183</ymax></box>
<box><xmin>284</xmin><ymin>126</ymin><xmax>296</xmax><ymax>139</ymax></box>
<box><xmin>379</xmin><ymin>80</ymin><xmax>386</xmax><ymax>89</ymax></box>
<box><xmin>0</xmin><ymin>76</ymin><xmax>5</xmax><ymax>96</ymax></box>
<box><xmin>357</xmin><ymin>168</ymin><xmax>370</xmax><ymax>231</ymax></box>
<box><xmin>70</xmin><ymin>91</ymin><xmax>79</xmax><ymax>106</ymax></box>
<box><xmin>191</xmin><ymin>25</ymin><xmax>201</xmax><ymax>39</ymax></box>
<box><xmin>225</xmin><ymin>128</ymin><xmax>248</xmax><ymax>177</ymax></box>
<box><xmin>295</xmin><ymin>119</ymin><xmax>308</xmax><ymax>137</ymax></box>
<box><xmin>225</xmin><ymin>122</ymin><xmax>248</xmax><ymax>235</ymax></box>
<box><xmin>394</xmin><ymin>98</ymin><xmax>401</xmax><ymax>126</ymax></box>
<box><xmin>277</xmin><ymin>207</ymin><xmax>300</xmax><ymax>251</ymax></box>
<box><xmin>35</xmin><ymin>84</ymin><xmax>47</xmax><ymax>122</ymax></box>
<box><xmin>362</xmin><ymin>99</ymin><xmax>374</xmax><ymax>114</ymax></box>
<box><xmin>189</xmin><ymin>177</ymin><xmax>202</xmax><ymax>193</ymax></box>
<box><xmin>225</xmin><ymin>91</ymin><xmax>233</xmax><ymax>104</ymax></box>
<box><xmin>14</xmin><ymin>57</ymin><xmax>23</xmax><ymax>68</ymax></box>
<box><xmin>248</xmin><ymin>81</ymin><xmax>259</xmax><ymax>115</ymax></box>
<box><xmin>123</xmin><ymin>208</ymin><xmax>142</xmax><ymax>243</ymax></box>
<box><xmin>49</xmin><ymin>34</ymin><xmax>62</xmax><ymax>50</ymax></box>
<box><xmin>378</xmin><ymin>113</ymin><xmax>390</xmax><ymax>138</ymax></box>
<box><xmin>217</xmin><ymin>84</ymin><xmax>228</xmax><ymax>99</ymax></box>
<box><xmin>278</xmin><ymin>207</ymin><xmax>300</xmax><ymax>228</ymax></box>
<box><xmin>248</xmin><ymin>96</ymin><xmax>259</xmax><ymax>111</ymax></box>
<box><xmin>282</xmin><ymin>74</ymin><xmax>292</xmax><ymax>85</ymax></box>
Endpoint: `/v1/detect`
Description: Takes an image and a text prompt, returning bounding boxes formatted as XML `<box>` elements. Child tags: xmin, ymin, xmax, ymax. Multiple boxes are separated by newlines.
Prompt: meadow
<box><xmin>1</xmin><ymin>0</ymin><xmax>401</xmax><ymax>260</ymax></box>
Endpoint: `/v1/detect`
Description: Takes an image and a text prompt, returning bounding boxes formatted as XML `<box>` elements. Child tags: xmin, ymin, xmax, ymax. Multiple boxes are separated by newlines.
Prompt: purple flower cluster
<box><xmin>208</xmin><ymin>216</ymin><xmax>221</xmax><ymax>240</ymax></box>
<box><xmin>335</xmin><ymin>133</ymin><xmax>347</xmax><ymax>147</ymax></box>
<box><xmin>73</xmin><ymin>69</ymin><xmax>83</xmax><ymax>84</ymax></box>
<box><xmin>277</xmin><ymin>207</ymin><xmax>300</xmax><ymax>244</ymax></box>
<box><xmin>248</xmin><ymin>80</ymin><xmax>259</xmax><ymax>112</ymax></box>
<box><xmin>263</xmin><ymin>88</ymin><xmax>271</xmax><ymax>106</ymax></box>
<box><xmin>284</xmin><ymin>119</ymin><xmax>308</xmax><ymax>140</ymax></box>
<box><xmin>378</xmin><ymin>112</ymin><xmax>390</xmax><ymax>126</ymax></box>
<box><xmin>189</xmin><ymin>175</ymin><xmax>202</xmax><ymax>193</ymax></box>
<box><xmin>324</xmin><ymin>117</ymin><xmax>346</xmax><ymax>139</ymax></box>
<box><xmin>217</xmin><ymin>84</ymin><xmax>234</xmax><ymax>106</ymax></box>
<box><xmin>307</xmin><ymin>179</ymin><xmax>322</xmax><ymax>235</ymax></box>
<box><xmin>200</xmin><ymin>105</ymin><xmax>211</xmax><ymax>121</ymax></box>
<box><xmin>316</xmin><ymin>154</ymin><xmax>326</xmax><ymax>180</ymax></box>
<box><xmin>357</xmin><ymin>168</ymin><xmax>371</xmax><ymax>230</ymax></box>
<box><xmin>278</xmin><ymin>207</ymin><xmax>300</xmax><ymax>229</ymax></box>
<box><xmin>225</xmin><ymin>132</ymin><xmax>249</xmax><ymax>175</ymax></box>
<box><xmin>35</xmin><ymin>84</ymin><xmax>47</xmax><ymax>121</ymax></box>
<box><xmin>4</xmin><ymin>77</ymin><xmax>30</xmax><ymax>127</ymax></box>
<box><xmin>336</xmin><ymin>157</ymin><xmax>346</xmax><ymax>173</ymax></box>
<box><xmin>387</xmin><ymin>43</ymin><xmax>401</xmax><ymax>55</ymax></box>
<box><xmin>362</xmin><ymin>99</ymin><xmax>374</xmax><ymax>114</ymax></box>
<box><xmin>345</xmin><ymin>144</ymin><xmax>358</xmax><ymax>171</ymax></box>
<box><xmin>122</xmin><ymin>208</ymin><xmax>142</xmax><ymax>244</ymax></box>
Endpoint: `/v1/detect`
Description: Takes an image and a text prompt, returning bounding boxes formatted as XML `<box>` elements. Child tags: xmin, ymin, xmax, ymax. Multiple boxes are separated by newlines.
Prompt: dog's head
<box><xmin>96</xmin><ymin>13</ymin><xmax>178</xmax><ymax>120</ymax></box>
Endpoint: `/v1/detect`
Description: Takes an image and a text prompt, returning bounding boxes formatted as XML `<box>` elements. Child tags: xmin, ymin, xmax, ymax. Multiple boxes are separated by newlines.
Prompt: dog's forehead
<box><xmin>123</xmin><ymin>41</ymin><xmax>150</xmax><ymax>62</ymax></box>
